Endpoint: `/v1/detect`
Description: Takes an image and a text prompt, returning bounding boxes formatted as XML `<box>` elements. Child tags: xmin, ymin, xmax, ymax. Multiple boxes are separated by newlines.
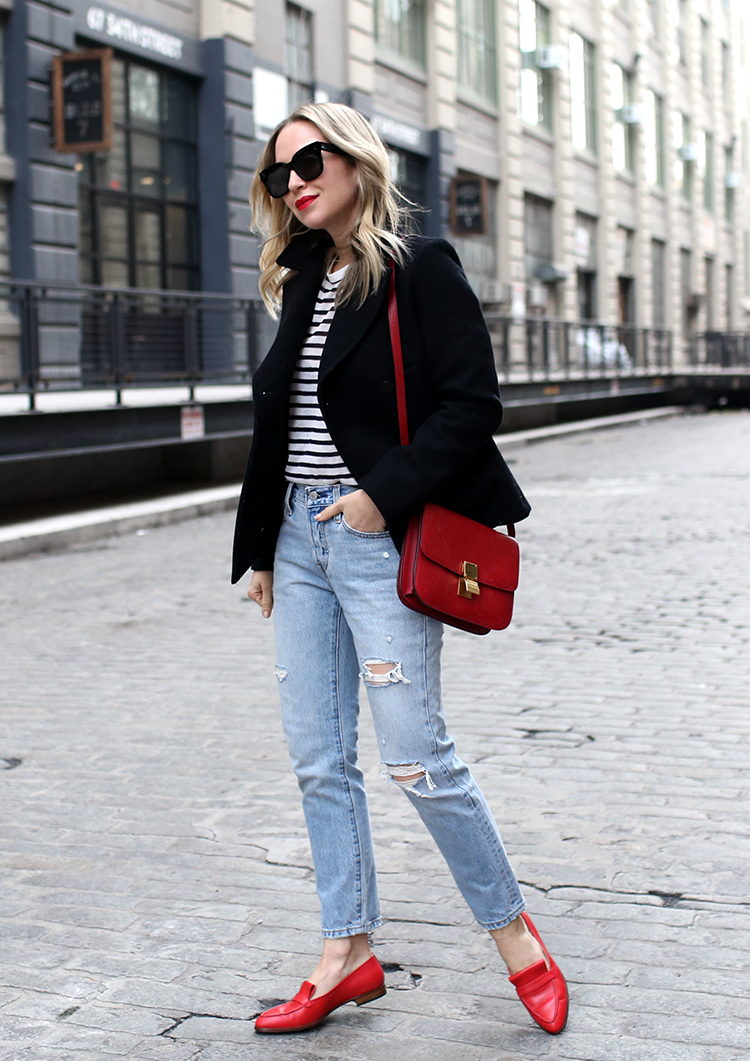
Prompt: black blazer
<box><xmin>231</xmin><ymin>232</ymin><xmax>530</xmax><ymax>583</ymax></box>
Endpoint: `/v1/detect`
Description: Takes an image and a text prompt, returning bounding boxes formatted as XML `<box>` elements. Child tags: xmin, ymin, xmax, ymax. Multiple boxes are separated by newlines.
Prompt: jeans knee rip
<box><xmin>359</xmin><ymin>659</ymin><xmax>411</xmax><ymax>687</ymax></box>
<box><xmin>381</xmin><ymin>762</ymin><xmax>436</xmax><ymax>796</ymax></box>
<box><xmin>274</xmin><ymin>665</ymin><xmax>288</xmax><ymax>683</ymax></box>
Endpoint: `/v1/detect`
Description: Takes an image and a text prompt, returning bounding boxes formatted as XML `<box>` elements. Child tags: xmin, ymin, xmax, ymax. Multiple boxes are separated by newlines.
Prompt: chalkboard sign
<box><xmin>450</xmin><ymin>176</ymin><xmax>488</xmax><ymax>236</ymax></box>
<box><xmin>53</xmin><ymin>49</ymin><xmax>113</xmax><ymax>154</ymax></box>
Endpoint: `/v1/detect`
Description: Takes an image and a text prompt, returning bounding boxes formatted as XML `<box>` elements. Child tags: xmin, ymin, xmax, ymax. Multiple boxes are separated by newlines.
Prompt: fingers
<box><xmin>315</xmin><ymin>491</ymin><xmax>386</xmax><ymax>533</ymax></box>
<box><xmin>314</xmin><ymin>500</ymin><xmax>341</xmax><ymax>523</ymax></box>
<box><xmin>247</xmin><ymin>571</ymin><xmax>274</xmax><ymax>618</ymax></box>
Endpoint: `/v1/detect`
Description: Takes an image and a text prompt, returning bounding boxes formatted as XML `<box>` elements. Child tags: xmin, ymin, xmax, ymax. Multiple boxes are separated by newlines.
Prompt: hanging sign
<box><xmin>52</xmin><ymin>48</ymin><xmax>113</xmax><ymax>153</ymax></box>
<box><xmin>450</xmin><ymin>176</ymin><xmax>488</xmax><ymax>236</ymax></box>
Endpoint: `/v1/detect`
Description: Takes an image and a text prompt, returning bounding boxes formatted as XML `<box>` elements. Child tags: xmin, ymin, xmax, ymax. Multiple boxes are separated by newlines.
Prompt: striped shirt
<box><xmin>285</xmin><ymin>266</ymin><xmax>357</xmax><ymax>486</ymax></box>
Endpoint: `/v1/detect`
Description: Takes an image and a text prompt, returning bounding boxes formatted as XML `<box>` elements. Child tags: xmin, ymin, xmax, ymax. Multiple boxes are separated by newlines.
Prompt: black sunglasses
<box><xmin>260</xmin><ymin>141</ymin><xmax>349</xmax><ymax>199</ymax></box>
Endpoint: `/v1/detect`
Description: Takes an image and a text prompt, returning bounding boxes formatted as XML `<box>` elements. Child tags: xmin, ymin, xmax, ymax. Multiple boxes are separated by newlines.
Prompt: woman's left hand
<box><xmin>315</xmin><ymin>489</ymin><xmax>386</xmax><ymax>533</ymax></box>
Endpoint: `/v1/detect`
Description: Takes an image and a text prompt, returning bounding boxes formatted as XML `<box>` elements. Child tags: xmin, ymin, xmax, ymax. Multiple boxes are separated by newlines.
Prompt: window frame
<box><xmin>286</xmin><ymin>3</ymin><xmax>314</xmax><ymax>112</ymax></box>
<box><xmin>76</xmin><ymin>55</ymin><xmax>200</xmax><ymax>291</ymax></box>
<box><xmin>457</xmin><ymin>0</ymin><xmax>498</xmax><ymax>104</ymax></box>
<box><xmin>570</xmin><ymin>31</ymin><xmax>597</xmax><ymax>156</ymax></box>
<box><xmin>375</xmin><ymin>0</ymin><xmax>427</xmax><ymax>69</ymax></box>
<box><xmin>519</xmin><ymin>0</ymin><xmax>554</xmax><ymax>134</ymax></box>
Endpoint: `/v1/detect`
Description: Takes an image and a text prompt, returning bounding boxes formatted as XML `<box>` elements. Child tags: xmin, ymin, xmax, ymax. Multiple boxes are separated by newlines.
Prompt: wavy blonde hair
<box><xmin>249</xmin><ymin>102</ymin><xmax>415</xmax><ymax>317</ymax></box>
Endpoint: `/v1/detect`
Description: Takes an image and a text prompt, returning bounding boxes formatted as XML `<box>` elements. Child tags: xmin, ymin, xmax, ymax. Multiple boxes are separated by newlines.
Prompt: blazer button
<box><xmin>381</xmin><ymin>380</ymin><xmax>395</xmax><ymax>394</ymax></box>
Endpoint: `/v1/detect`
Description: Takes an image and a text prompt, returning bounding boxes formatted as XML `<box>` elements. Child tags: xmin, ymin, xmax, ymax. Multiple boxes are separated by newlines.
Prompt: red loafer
<box><xmin>508</xmin><ymin>913</ymin><xmax>568</xmax><ymax>1034</ymax></box>
<box><xmin>254</xmin><ymin>955</ymin><xmax>386</xmax><ymax>1033</ymax></box>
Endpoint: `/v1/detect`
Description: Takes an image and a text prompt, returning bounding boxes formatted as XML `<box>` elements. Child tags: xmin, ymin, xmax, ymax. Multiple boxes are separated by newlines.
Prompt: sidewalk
<box><xmin>1</xmin><ymin>409</ymin><xmax>748</xmax><ymax>1061</ymax></box>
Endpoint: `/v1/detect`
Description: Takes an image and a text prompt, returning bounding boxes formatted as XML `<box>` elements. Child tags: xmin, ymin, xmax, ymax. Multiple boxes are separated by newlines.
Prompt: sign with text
<box><xmin>53</xmin><ymin>48</ymin><xmax>113</xmax><ymax>154</ymax></box>
<box><xmin>450</xmin><ymin>176</ymin><xmax>488</xmax><ymax>236</ymax></box>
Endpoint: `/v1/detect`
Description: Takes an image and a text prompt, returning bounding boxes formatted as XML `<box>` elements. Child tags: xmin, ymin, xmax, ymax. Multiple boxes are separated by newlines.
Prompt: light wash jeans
<box><xmin>272</xmin><ymin>483</ymin><xmax>525</xmax><ymax>939</ymax></box>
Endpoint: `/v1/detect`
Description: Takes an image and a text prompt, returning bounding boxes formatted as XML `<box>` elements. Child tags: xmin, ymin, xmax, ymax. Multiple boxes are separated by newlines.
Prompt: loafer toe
<box><xmin>255</xmin><ymin>956</ymin><xmax>386</xmax><ymax>1033</ymax></box>
<box><xmin>509</xmin><ymin>914</ymin><xmax>569</xmax><ymax>1034</ymax></box>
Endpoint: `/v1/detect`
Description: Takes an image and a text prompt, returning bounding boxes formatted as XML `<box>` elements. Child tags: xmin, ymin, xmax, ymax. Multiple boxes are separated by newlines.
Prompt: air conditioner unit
<box><xmin>617</xmin><ymin>104</ymin><xmax>643</xmax><ymax>124</ymax></box>
<box><xmin>534</xmin><ymin>262</ymin><xmax>568</xmax><ymax>284</ymax></box>
<box><xmin>536</xmin><ymin>45</ymin><xmax>565</xmax><ymax>70</ymax></box>
<box><xmin>725</xmin><ymin>171</ymin><xmax>741</xmax><ymax>189</ymax></box>
<box><xmin>679</xmin><ymin>143</ymin><xmax>698</xmax><ymax>162</ymax></box>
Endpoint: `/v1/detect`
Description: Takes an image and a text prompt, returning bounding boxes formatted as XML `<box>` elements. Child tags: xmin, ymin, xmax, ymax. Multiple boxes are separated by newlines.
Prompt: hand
<box><xmin>247</xmin><ymin>570</ymin><xmax>274</xmax><ymax>618</ymax></box>
<box><xmin>315</xmin><ymin>489</ymin><xmax>386</xmax><ymax>533</ymax></box>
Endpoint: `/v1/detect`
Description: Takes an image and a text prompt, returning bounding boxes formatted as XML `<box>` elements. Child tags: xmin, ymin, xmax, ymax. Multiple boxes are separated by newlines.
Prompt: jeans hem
<box><xmin>321</xmin><ymin>918</ymin><xmax>382</xmax><ymax>939</ymax></box>
<box><xmin>478</xmin><ymin>900</ymin><xmax>527</xmax><ymax>932</ymax></box>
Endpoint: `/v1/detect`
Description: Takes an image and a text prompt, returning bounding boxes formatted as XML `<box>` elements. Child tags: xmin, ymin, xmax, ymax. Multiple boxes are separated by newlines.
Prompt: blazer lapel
<box><xmin>259</xmin><ymin>258</ymin><xmax>326</xmax><ymax>385</ymax></box>
<box><xmin>319</xmin><ymin>270</ymin><xmax>389</xmax><ymax>382</ymax></box>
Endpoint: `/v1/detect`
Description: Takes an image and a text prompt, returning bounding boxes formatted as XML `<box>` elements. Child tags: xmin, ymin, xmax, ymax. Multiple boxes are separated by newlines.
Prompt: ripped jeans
<box><xmin>272</xmin><ymin>484</ymin><xmax>525</xmax><ymax>938</ymax></box>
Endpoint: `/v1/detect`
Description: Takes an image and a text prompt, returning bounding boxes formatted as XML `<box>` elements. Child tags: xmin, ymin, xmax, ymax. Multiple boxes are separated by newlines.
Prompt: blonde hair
<box><xmin>249</xmin><ymin>102</ymin><xmax>415</xmax><ymax>316</ymax></box>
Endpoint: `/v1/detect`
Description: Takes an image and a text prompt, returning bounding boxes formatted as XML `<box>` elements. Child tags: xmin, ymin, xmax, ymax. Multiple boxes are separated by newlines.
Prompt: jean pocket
<box><xmin>340</xmin><ymin>515</ymin><xmax>390</xmax><ymax>539</ymax></box>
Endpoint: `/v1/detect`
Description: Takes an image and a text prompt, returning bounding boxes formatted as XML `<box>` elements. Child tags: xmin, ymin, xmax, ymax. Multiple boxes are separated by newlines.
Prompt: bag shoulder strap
<box><xmin>387</xmin><ymin>260</ymin><xmax>516</xmax><ymax>540</ymax></box>
<box><xmin>387</xmin><ymin>262</ymin><xmax>410</xmax><ymax>446</ymax></box>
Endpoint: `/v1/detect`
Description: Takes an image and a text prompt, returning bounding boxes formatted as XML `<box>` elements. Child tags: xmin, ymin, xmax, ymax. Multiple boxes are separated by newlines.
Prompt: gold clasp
<box><xmin>458</xmin><ymin>561</ymin><xmax>480</xmax><ymax>599</ymax></box>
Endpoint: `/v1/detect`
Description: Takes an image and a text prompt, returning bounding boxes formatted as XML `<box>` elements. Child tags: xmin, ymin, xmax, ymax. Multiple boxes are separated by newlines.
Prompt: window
<box><xmin>519</xmin><ymin>0</ymin><xmax>553</xmax><ymax>133</ymax></box>
<box><xmin>458</xmin><ymin>0</ymin><xmax>497</xmax><ymax>103</ymax></box>
<box><xmin>453</xmin><ymin>176</ymin><xmax>498</xmax><ymax>295</ymax></box>
<box><xmin>524</xmin><ymin>193</ymin><xmax>553</xmax><ymax>279</ymax></box>
<box><xmin>286</xmin><ymin>4</ymin><xmax>314</xmax><ymax>111</ymax></box>
<box><xmin>77</xmin><ymin>58</ymin><xmax>199</xmax><ymax>290</ymax></box>
<box><xmin>648</xmin><ymin>0</ymin><xmax>659</xmax><ymax>38</ymax></box>
<box><xmin>721</xmin><ymin>42</ymin><xmax>731</xmax><ymax>110</ymax></box>
<box><xmin>644</xmin><ymin>89</ymin><xmax>665</xmax><ymax>187</ymax></box>
<box><xmin>681</xmin><ymin>247</ymin><xmax>692</xmax><ymax>337</ymax></box>
<box><xmin>376</xmin><ymin>0</ymin><xmax>426</xmax><ymax>67</ymax></box>
<box><xmin>575</xmin><ymin>212</ymin><xmax>597</xmax><ymax>320</ymax></box>
<box><xmin>673</xmin><ymin>112</ymin><xmax>692</xmax><ymax>201</ymax></box>
<box><xmin>698</xmin><ymin>129</ymin><xmax>713</xmax><ymax>212</ymax></box>
<box><xmin>651</xmin><ymin>238</ymin><xmax>666</xmax><ymax>328</ymax></box>
<box><xmin>611</xmin><ymin>63</ymin><xmax>635</xmax><ymax>172</ymax></box>
<box><xmin>570</xmin><ymin>32</ymin><xmax>597</xmax><ymax>154</ymax></box>
<box><xmin>700</xmin><ymin>18</ymin><xmax>710</xmax><ymax>88</ymax></box>
<box><xmin>704</xmin><ymin>255</ymin><xmax>714</xmax><ymax>328</ymax></box>
<box><xmin>388</xmin><ymin>148</ymin><xmax>427</xmax><ymax>232</ymax></box>
<box><xmin>725</xmin><ymin>263</ymin><xmax>733</xmax><ymax>329</ymax></box>
<box><xmin>725</xmin><ymin>145</ymin><xmax>736</xmax><ymax>222</ymax></box>
<box><xmin>677</xmin><ymin>0</ymin><xmax>688</xmax><ymax>65</ymax></box>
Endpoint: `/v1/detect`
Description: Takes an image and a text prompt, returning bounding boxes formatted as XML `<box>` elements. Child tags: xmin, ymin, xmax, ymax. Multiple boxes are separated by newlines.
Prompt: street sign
<box><xmin>52</xmin><ymin>48</ymin><xmax>113</xmax><ymax>154</ymax></box>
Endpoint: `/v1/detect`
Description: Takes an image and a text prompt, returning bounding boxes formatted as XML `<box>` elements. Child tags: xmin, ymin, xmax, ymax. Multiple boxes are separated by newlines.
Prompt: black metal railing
<box><xmin>0</xmin><ymin>280</ymin><xmax>264</xmax><ymax>409</ymax></box>
<box><xmin>1</xmin><ymin>281</ymin><xmax>697</xmax><ymax>413</ymax></box>
<box><xmin>485</xmin><ymin>316</ymin><xmax>674</xmax><ymax>381</ymax></box>
<box><xmin>688</xmin><ymin>332</ymin><xmax>750</xmax><ymax>368</ymax></box>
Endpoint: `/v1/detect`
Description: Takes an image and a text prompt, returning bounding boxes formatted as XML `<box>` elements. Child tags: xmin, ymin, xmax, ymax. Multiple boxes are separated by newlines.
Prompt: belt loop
<box><xmin>283</xmin><ymin>481</ymin><xmax>294</xmax><ymax>516</ymax></box>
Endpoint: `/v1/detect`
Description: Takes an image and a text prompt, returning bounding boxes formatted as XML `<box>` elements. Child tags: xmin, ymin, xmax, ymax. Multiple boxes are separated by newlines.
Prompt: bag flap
<box><xmin>418</xmin><ymin>503</ymin><xmax>520</xmax><ymax>592</ymax></box>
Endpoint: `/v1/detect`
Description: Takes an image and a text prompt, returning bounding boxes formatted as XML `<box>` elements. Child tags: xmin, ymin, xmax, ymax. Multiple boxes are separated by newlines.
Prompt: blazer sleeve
<box><xmin>358</xmin><ymin>239</ymin><xmax>503</xmax><ymax>524</ymax></box>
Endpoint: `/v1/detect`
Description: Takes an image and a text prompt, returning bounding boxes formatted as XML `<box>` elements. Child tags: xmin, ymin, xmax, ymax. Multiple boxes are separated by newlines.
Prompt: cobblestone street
<box><xmin>1</xmin><ymin>410</ymin><xmax>749</xmax><ymax>1061</ymax></box>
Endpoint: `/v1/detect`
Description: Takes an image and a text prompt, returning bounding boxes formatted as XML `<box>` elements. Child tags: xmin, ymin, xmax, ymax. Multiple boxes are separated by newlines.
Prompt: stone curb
<box><xmin>0</xmin><ymin>408</ymin><xmax>683</xmax><ymax>562</ymax></box>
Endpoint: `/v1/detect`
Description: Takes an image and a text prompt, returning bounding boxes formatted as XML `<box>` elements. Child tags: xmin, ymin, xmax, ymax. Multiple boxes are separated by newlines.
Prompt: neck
<box><xmin>332</xmin><ymin>243</ymin><xmax>354</xmax><ymax>268</ymax></box>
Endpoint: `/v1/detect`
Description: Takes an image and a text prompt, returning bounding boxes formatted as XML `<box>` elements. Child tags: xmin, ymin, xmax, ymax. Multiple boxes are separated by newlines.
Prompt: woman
<box><xmin>232</xmin><ymin>102</ymin><xmax>568</xmax><ymax>1036</ymax></box>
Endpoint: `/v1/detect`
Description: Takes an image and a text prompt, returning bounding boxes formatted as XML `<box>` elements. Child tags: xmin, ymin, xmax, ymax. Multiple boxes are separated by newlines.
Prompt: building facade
<box><xmin>1</xmin><ymin>0</ymin><xmax>748</xmax><ymax>382</ymax></box>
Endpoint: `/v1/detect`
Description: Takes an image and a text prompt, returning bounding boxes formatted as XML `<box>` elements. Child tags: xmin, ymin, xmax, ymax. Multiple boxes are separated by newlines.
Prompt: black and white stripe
<box><xmin>285</xmin><ymin>266</ymin><xmax>357</xmax><ymax>486</ymax></box>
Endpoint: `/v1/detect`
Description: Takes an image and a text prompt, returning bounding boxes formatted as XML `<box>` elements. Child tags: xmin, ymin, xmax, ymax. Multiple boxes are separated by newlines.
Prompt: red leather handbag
<box><xmin>388</xmin><ymin>265</ymin><xmax>520</xmax><ymax>636</ymax></box>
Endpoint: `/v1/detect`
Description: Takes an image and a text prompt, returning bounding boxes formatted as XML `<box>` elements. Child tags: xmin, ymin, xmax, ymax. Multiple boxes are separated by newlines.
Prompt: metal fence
<box><xmin>0</xmin><ymin>280</ymin><xmax>263</xmax><ymax>409</ymax></box>
<box><xmin>688</xmin><ymin>332</ymin><xmax>750</xmax><ymax>368</ymax></box>
<box><xmin>485</xmin><ymin>316</ymin><xmax>674</xmax><ymax>380</ymax></box>
<box><xmin>11</xmin><ymin>281</ymin><xmax>745</xmax><ymax>412</ymax></box>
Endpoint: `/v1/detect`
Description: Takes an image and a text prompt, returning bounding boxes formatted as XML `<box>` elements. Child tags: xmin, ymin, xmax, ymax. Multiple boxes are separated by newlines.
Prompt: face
<box><xmin>274</xmin><ymin>120</ymin><xmax>360</xmax><ymax>242</ymax></box>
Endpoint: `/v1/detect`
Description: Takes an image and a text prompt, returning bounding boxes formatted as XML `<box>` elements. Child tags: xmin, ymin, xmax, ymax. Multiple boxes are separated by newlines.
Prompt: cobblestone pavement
<box><xmin>1</xmin><ymin>410</ymin><xmax>749</xmax><ymax>1061</ymax></box>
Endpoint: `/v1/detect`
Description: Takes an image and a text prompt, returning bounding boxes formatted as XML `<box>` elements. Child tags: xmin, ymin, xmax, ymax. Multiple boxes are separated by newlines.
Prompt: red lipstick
<box><xmin>295</xmin><ymin>195</ymin><xmax>317</xmax><ymax>211</ymax></box>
